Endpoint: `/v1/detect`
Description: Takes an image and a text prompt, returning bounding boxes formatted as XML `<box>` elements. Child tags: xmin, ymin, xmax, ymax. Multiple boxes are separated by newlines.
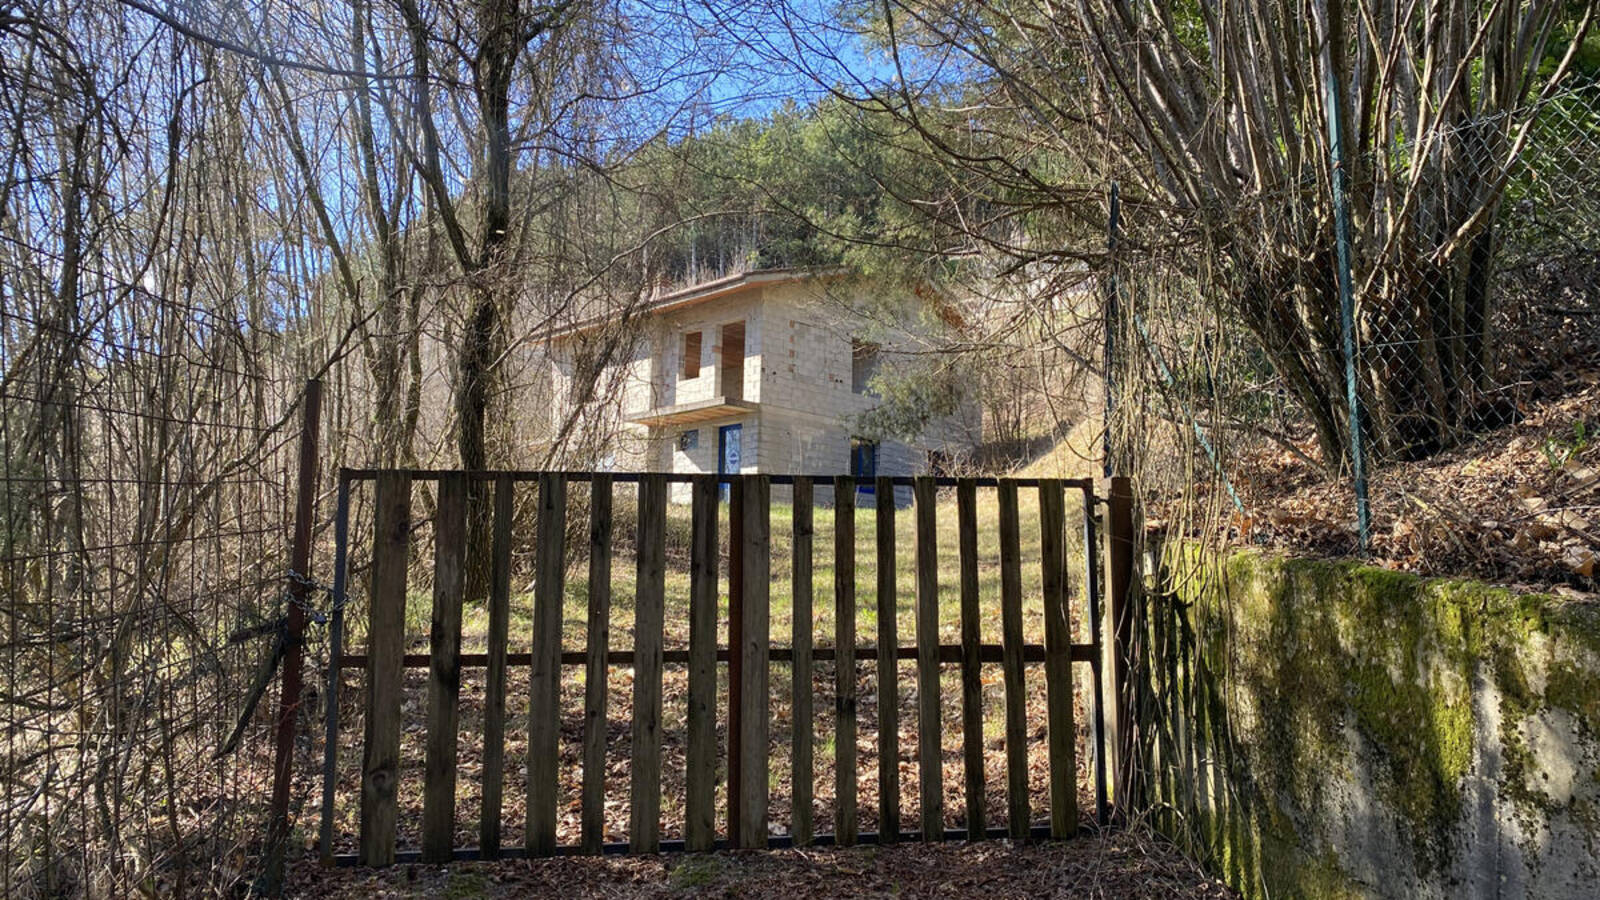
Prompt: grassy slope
<box><xmin>375</xmin><ymin>485</ymin><xmax>1098</xmax><ymax>656</ymax></box>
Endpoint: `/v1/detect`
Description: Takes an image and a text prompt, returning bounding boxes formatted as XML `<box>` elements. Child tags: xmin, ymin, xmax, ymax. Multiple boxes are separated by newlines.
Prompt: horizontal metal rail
<box><xmin>339</xmin><ymin>467</ymin><xmax>1097</xmax><ymax>491</ymax></box>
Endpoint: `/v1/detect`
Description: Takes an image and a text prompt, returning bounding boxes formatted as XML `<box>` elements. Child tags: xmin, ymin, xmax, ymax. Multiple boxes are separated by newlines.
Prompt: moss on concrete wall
<box><xmin>1148</xmin><ymin>548</ymin><xmax>1600</xmax><ymax>899</ymax></box>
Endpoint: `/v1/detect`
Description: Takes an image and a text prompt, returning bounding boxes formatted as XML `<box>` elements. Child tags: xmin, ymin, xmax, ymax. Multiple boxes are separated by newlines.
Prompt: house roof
<box><xmin>537</xmin><ymin>266</ymin><xmax>842</xmax><ymax>342</ymax></box>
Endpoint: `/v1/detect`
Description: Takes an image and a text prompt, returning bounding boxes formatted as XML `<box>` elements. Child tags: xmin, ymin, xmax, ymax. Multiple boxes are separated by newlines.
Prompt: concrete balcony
<box><xmin>625</xmin><ymin>396</ymin><xmax>757</xmax><ymax>428</ymax></box>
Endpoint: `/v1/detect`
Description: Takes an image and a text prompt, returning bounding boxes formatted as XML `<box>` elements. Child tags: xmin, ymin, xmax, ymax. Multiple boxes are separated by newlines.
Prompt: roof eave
<box><xmin>533</xmin><ymin>266</ymin><xmax>846</xmax><ymax>343</ymax></box>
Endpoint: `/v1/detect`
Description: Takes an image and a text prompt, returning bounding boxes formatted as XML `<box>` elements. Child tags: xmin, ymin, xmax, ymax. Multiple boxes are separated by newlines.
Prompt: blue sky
<box><xmin>638</xmin><ymin>0</ymin><xmax>898</xmax><ymax>127</ymax></box>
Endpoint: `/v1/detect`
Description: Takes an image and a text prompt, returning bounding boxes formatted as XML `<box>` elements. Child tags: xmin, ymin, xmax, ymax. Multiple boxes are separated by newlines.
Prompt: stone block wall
<box><xmin>541</xmin><ymin>275</ymin><xmax>980</xmax><ymax>496</ymax></box>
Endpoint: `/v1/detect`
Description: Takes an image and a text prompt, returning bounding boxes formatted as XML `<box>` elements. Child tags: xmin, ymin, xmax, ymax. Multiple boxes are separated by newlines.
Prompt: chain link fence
<box><xmin>1107</xmin><ymin>82</ymin><xmax>1600</xmax><ymax>586</ymax></box>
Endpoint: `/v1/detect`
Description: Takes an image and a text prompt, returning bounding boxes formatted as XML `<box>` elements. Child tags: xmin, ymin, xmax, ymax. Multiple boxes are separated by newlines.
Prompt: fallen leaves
<box><xmin>288</xmin><ymin>831</ymin><xmax>1238</xmax><ymax>899</ymax></box>
<box><xmin>297</xmin><ymin>660</ymin><xmax>1236</xmax><ymax>898</ymax></box>
<box><xmin>1185</xmin><ymin>363</ymin><xmax>1600</xmax><ymax>593</ymax></box>
<box><xmin>1565</xmin><ymin>546</ymin><xmax>1596</xmax><ymax>578</ymax></box>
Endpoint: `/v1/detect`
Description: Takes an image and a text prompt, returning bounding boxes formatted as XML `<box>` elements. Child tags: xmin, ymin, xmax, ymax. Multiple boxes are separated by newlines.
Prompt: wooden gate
<box><xmin>317</xmin><ymin>470</ymin><xmax>1120</xmax><ymax>865</ymax></box>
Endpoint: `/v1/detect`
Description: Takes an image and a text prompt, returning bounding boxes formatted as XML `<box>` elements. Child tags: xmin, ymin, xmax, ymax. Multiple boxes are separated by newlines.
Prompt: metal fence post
<box><xmin>1103</xmin><ymin>181</ymin><xmax>1121</xmax><ymax>480</ymax></box>
<box><xmin>1082</xmin><ymin>485</ymin><xmax>1110</xmax><ymax>827</ymax></box>
<box><xmin>318</xmin><ymin>472</ymin><xmax>350</xmax><ymax>866</ymax></box>
<box><xmin>1316</xmin><ymin>0</ymin><xmax>1372</xmax><ymax>553</ymax></box>
<box><xmin>263</xmin><ymin>378</ymin><xmax>322</xmax><ymax>892</ymax></box>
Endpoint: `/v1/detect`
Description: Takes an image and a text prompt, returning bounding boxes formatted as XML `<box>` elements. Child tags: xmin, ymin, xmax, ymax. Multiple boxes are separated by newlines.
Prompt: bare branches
<box><xmin>112</xmin><ymin>0</ymin><xmax>434</xmax><ymax>82</ymax></box>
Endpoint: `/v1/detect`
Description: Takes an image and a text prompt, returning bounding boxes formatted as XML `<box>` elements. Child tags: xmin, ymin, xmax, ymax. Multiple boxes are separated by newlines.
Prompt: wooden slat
<box><xmin>1108</xmin><ymin>477</ymin><xmax>1136</xmax><ymax>819</ymax></box>
<box><xmin>685</xmin><ymin>475</ymin><xmax>719</xmax><ymax>851</ymax></box>
<box><xmin>526</xmin><ymin>473</ymin><xmax>566</xmax><ymax>856</ymax></box>
<box><xmin>1039</xmin><ymin>479</ymin><xmax>1078</xmax><ymax>837</ymax></box>
<box><xmin>913</xmin><ymin>478</ymin><xmax>942</xmax><ymax>840</ymax></box>
<box><xmin>727</xmin><ymin>478</ymin><xmax>744</xmax><ymax>846</ymax></box>
<box><xmin>481</xmin><ymin>474</ymin><xmax>513</xmax><ymax>857</ymax></box>
<box><xmin>791</xmin><ymin>477</ymin><xmax>815</xmax><ymax>846</ymax></box>
<box><xmin>422</xmin><ymin>473</ymin><xmax>467</xmax><ymax>862</ymax></box>
<box><xmin>874</xmin><ymin>475</ymin><xmax>899</xmax><ymax>841</ymax></box>
<box><xmin>834</xmin><ymin>476</ymin><xmax>858</xmax><ymax>846</ymax></box>
<box><xmin>956</xmin><ymin>479</ymin><xmax>985</xmax><ymax>839</ymax></box>
<box><xmin>630</xmin><ymin>474</ymin><xmax>667</xmax><ymax>852</ymax></box>
<box><xmin>738</xmin><ymin>475</ymin><xmax>771</xmax><ymax>848</ymax></box>
<box><xmin>1082</xmin><ymin>484</ymin><xmax>1110</xmax><ymax>825</ymax></box>
<box><xmin>580</xmin><ymin>475</ymin><xmax>613</xmax><ymax>854</ymax></box>
<box><xmin>359</xmin><ymin>471</ymin><xmax>410</xmax><ymax>867</ymax></box>
<box><xmin>997</xmin><ymin>480</ymin><xmax>1030</xmax><ymax>838</ymax></box>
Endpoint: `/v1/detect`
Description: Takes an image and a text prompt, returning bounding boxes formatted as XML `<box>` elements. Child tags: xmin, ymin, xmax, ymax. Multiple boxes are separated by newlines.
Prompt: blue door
<box><xmin>718</xmin><ymin>423</ymin><xmax>742</xmax><ymax>500</ymax></box>
<box><xmin>851</xmin><ymin>438</ymin><xmax>877</xmax><ymax>497</ymax></box>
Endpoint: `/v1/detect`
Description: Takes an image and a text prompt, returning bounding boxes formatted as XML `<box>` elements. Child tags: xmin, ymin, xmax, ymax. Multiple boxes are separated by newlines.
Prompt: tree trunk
<box><xmin>457</xmin><ymin>292</ymin><xmax>502</xmax><ymax>603</ymax></box>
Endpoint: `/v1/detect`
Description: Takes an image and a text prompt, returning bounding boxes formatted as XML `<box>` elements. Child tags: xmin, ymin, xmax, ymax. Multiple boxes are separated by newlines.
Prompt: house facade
<box><xmin>543</xmin><ymin>268</ymin><xmax>980</xmax><ymax>503</ymax></box>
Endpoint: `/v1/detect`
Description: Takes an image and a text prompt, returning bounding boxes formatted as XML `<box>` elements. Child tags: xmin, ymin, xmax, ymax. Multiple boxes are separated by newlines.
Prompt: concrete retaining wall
<box><xmin>1146</xmin><ymin>547</ymin><xmax>1600</xmax><ymax>898</ymax></box>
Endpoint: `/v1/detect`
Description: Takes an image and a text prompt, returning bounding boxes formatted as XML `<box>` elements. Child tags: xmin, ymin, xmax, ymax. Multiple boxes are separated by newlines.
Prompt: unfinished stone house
<box><xmin>540</xmin><ymin>268</ymin><xmax>980</xmax><ymax>503</ymax></box>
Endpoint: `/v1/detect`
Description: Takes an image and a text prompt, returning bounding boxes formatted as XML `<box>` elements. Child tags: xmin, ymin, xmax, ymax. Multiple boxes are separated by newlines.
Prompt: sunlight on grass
<box><xmin>373</xmin><ymin>482</ymin><xmax>1099</xmax><ymax>655</ymax></box>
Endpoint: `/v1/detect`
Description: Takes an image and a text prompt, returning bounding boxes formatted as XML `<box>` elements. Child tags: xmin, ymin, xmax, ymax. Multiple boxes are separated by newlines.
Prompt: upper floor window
<box><xmin>721</xmin><ymin>321</ymin><xmax>745</xmax><ymax>400</ymax></box>
<box><xmin>851</xmin><ymin>340</ymin><xmax>880</xmax><ymax>394</ymax></box>
<box><xmin>682</xmin><ymin>330</ymin><xmax>702</xmax><ymax>379</ymax></box>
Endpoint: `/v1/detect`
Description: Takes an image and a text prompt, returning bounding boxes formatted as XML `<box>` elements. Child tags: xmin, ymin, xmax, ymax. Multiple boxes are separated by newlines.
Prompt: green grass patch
<box><xmin>377</xmin><ymin>486</ymin><xmax>1094</xmax><ymax>654</ymax></box>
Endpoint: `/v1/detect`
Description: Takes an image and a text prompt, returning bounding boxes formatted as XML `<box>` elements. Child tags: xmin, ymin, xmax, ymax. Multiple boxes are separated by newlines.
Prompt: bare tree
<box><xmin>758</xmin><ymin>0</ymin><xmax>1594</xmax><ymax>467</ymax></box>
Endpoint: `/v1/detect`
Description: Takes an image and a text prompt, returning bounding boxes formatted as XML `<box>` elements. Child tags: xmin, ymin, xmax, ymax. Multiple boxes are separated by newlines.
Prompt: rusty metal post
<box><xmin>1106</xmin><ymin>475</ymin><xmax>1137</xmax><ymax>822</ymax></box>
<box><xmin>263</xmin><ymin>379</ymin><xmax>322</xmax><ymax>892</ymax></box>
<box><xmin>726</xmin><ymin>475</ymin><xmax>744</xmax><ymax>847</ymax></box>
<box><xmin>318</xmin><ymin>471</ymin><xmax>350</xmax><ymax>865</ymax></box>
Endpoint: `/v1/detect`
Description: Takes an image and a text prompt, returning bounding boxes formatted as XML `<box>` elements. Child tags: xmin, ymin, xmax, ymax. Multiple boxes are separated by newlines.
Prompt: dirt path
<box><xmin>287</xmin><ymin>832</ymin><xmax>1236</xmax><ymax>899</ymax></box>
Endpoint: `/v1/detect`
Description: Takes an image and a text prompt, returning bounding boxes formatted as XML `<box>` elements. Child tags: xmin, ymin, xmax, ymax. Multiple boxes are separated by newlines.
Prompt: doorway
<box><xmin>718</xmin><ymin>423</ymin><xmax>743</xmax><ymax>501</ymax></box>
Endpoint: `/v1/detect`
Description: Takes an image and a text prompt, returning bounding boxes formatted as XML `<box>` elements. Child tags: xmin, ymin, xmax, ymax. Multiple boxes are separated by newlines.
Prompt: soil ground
<box><xmin>287</xmin><ymin>486</ymin><xmax>1236</xmax><ymax>897</ymax></box>
<box><xmin>286</xmin><ymin>831</ymin><xmax>1237</xmax><ymax>898</ymax></box>
<box><xmin>1220</xmin><ymin>364</ymin><xmax>1599</xmax><ymax>593</ymax></box>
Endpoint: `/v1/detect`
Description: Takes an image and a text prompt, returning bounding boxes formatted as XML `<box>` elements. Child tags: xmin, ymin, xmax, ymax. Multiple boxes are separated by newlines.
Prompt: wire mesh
<box><xmin>0</xmin><ymin>294</ymin><xmax>310</xmax><ymax>894</ymax></box>
<box><xmin>1108</xmin><ymin>81</ymin><xmax>1600</xmax><ymax>585</ymax></box>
